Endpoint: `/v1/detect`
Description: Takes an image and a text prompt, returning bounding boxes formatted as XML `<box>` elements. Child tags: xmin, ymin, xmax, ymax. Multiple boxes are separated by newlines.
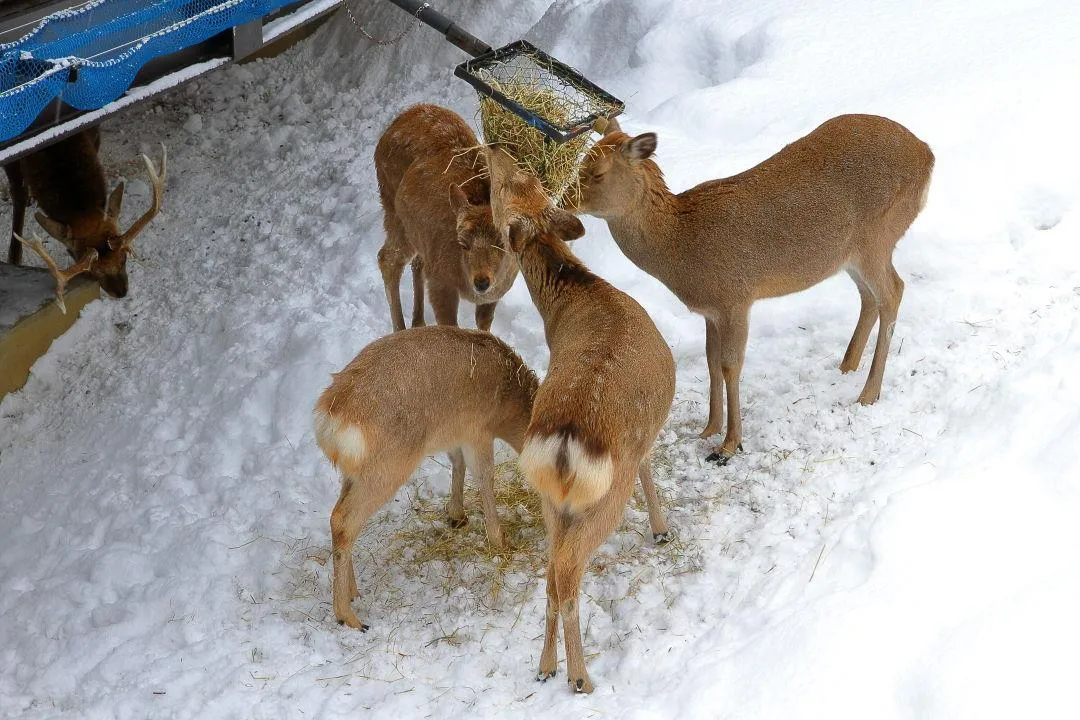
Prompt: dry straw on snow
<box><xmin>385</xmin><ymin>459</ymin><xmax>547</xmax><ymax>607</ymax></box>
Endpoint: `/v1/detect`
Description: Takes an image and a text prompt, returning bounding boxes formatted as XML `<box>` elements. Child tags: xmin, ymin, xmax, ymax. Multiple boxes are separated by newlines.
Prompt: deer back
<box><xmin>314</xmin><ymin>326</ymin><xmax>538</xmax><ymax>476</ymax></box>
<box><xmin>19</xmin><ymin>129</ymin><xmax>107</xmax><ymax>231</ymax></box>
<box><xmin>374</xmin><ymin>103</ymin><xmax>482</xmax><ymax>204</ymax></box>
<box><xmin>485</xmin><ymin>146</ymin><xmax>675</xmax><ymax>508</ymax></box>
<box><xmin>522</xmin><ymin>234</ymin><xmax>675</xmax><ymax>459</ymax></box>
<box><xmin>376</xmin><ymin>103</ymin><xmax>517</xmax><ymax>305</ymax></box>
<box><xmin>574</xmin><ymin>114</ymin><xmax>934</xmax><ymax>306</ymax></box>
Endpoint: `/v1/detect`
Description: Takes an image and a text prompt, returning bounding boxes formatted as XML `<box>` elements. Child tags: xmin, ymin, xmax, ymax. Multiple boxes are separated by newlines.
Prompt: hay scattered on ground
<box><xmin>385</xmin><ymin>459</ymin><xmax>547</xmax><ymax>608</ymax></box>
<box><xmin>285</xmin><ymin>440</ymin><xmax>706</xmax><ymax>624</ymax></box>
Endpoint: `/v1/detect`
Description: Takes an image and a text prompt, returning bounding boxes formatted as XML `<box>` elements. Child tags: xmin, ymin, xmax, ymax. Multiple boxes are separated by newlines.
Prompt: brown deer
<box><xmin>313</xmin><ymin>324</ymin><xmax>538</xmax><ymax>631</ymax></box>
<box><xmin>570</xmin><ymin>115</ymin><xmax>934</xmax><ymax>463</ymax></box>
<box><xmin>4</xmin><ymin>126</ymin><xmax>166</xmax><ymax>312</ymax></box>
<box><xmin>375</xmin><ymin>104</ymin><xmax>518</xmax><ymax>333</ymax></box>
<box><xmin>485</xmin><ymin>146</ymin><xmax>676</xmax><ymax>694</ymax></box>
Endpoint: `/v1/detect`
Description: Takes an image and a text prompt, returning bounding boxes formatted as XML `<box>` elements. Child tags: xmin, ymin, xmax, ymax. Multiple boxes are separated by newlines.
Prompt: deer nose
<box><xmin>473</xmin><ymin>277</ymin><xmax>490</xmax><ymax>293</ymax></box>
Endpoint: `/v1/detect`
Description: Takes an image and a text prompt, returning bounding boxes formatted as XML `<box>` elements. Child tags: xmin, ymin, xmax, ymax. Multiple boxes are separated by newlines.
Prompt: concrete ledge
<box><xmin>1</xmin><ymin>263</ymin><xmax>99</xmax><ymax>401</ymax></box>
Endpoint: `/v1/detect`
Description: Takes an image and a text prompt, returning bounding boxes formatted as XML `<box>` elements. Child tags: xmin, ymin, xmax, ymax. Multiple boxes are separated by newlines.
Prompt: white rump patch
<box><xmin>313</xmin><ymin>409</ymin><xmax>366</xmax><ymax>468</ymax></box>
<box><xmin>918</xmin><ymin>167</ymin><xmax>934</xmax><ymax>211</ymax></box>
<box><xmin>519</xmin><ymin>434</ymin><xmax>613</xmax><ymax>510</ymax></box>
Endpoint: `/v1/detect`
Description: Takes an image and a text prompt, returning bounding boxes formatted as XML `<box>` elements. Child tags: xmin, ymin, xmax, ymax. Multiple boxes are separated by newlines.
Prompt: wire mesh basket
<box><xmin>455</xmin><ymin>40</ymin><xmax>623</xmax><ymax>201</ymax></box>
<box><xmin>454</xmin><ymin>40</ymin><xmax>623</xmax><ymax>143</ymax></box>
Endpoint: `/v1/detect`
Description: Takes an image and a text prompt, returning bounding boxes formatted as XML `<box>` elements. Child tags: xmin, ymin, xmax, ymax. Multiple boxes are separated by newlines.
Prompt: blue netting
<box><xmin>1</xmin><ymin>0</ymin><xmax>301</xmax><ymax>143</ymax></box>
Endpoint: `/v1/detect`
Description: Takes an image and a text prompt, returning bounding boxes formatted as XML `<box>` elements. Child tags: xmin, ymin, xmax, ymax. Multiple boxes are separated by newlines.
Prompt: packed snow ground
<box><xmin>2</xmin><ymin>0</ymin><xmax>1079</xmax><ymax>717</ymax></box>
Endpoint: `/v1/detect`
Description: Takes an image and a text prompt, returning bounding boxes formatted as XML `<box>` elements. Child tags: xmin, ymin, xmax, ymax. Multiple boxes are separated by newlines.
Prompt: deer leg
<box><xmin>537</xmin><ymin>521</ymin><xmax>560</xmax><ymax>681</ymax></box>
<box><xmin>429</xmin><ymin>280</ymin><xmax>460</xmax><ymax>327</ymax></box>
<box><xmin>331</xmin><ymin>476</ymin><xmax>367</xmax><ymax>628</ymax></box>
<box><xmin>410</xmin><ymin>256</ymin><xmax>426</xmax><ymax>328</ymax></box>
<box><xmin>707</xmin><ymin>306</ymin><xmax>750</xmax><ymax>464</ymax></box>
<box><xmin>377</xmin><ymin>236</ymin><xmax>412</xmax><ymax>333</ymax></box>
<box><xmin>463</xmin><ymin>441</ymin><xmax>503</xmax><ymax>548</ymax></box>
<box><xmin>699</xmin><ymin>317</ymin><xmax>725</xmax><ymax>438</ymax></box>
<box><xmin>637</xmin><ymin>454</ymin><xmax>671</xmax><ymax>543</ymax></box>
<box><xmin>556</xmin><ymin>471</ymin><xmax>633</xmax><ymax>694</ymax></box>
<box><xmin>475</xmin><ymin>301</ymin><xmax>497</xmax><ymax>332</ymax></box>
<box><xmin>446</xmin><ymin>448</ymin><xmax>467</xmax><ymax>529</ymax></box>
<box><xmin>331</xmin><ymin>462</ymin><xmax>409</xmax><ymax>630</ymax></box>
<box><xmin>858</xmin><ymin>260</ymin><xmax>904</xmax><ymax>405</ymax></box>
<box><xmin>556</xmin><ymin>555</ymin><xmax>591</xmax><ymax>693</ymax></box>
<box><xmin>5</xmin><ymin>163</ymin><xmax>27</xmax><ymax>265</ymax></box>
<box><xmin>840</xmin><ymin>268</ymin><xmax>879</xmax><ymax>373</ymax></box>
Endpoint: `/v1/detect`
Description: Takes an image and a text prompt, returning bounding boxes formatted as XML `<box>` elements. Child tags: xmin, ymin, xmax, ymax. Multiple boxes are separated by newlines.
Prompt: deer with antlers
<box><xmin>4</xmin><ymin>126</ymin><xmax>166</xmax><ymax>312</ymax></box>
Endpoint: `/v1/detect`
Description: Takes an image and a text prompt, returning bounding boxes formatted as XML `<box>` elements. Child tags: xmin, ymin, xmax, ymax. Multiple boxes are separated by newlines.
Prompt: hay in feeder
<box><xmin>477</xmin><ymin>90</ymin><xmax>593</xmax><ymax>204</ymax></box>
<box><xmin>470</xmin><ymin>48</ymin><xmax>620</xmax><ymax>204</ymax></box>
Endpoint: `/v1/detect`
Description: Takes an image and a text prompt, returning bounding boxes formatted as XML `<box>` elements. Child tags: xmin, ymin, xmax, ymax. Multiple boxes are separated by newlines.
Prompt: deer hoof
<box><xmin>337</xmin><ymin>617</ymin><xmax>370</xmax><ymax>632</ymax></box>
<box><xmin>705</xmin><ymin>451</ymin><xmax>731</xmax><ymax>466</ymax></box>
<box><xmin>571</xmin><ymin>677</ymin><xmax>594</xmax><ymax>693</ymax></box>
<box><xmin>654</xmin><ymin>530</ymin><xmax>674</xmax><ymax>545</ymax></box>
<box><xmin>448</xmin><ymin>515</ymin><xmax>468</xmax><ymax>529</ymax></box>
<box><xmin>537</xmin><ymin>669</ymin><xmax>556</xmax><ymax>682</ymax></box>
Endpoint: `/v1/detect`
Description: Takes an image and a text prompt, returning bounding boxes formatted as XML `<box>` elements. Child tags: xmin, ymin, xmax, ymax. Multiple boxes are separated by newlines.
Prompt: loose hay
<box><xmin>385</xmin><ymin>459</ymin><xmax>547</xmax><ymax>608</ymax></box>
<box><xmin>379</xmin><ymin>445</ymin><xmax>704</xmax><ymax>617</ymax></box>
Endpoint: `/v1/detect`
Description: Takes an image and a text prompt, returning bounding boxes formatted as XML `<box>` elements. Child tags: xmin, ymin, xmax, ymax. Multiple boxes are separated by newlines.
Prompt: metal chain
<box><xmin>343</xmin><ymin>0</ymin><xmax>421</xmax><ymax>46</ymax></box>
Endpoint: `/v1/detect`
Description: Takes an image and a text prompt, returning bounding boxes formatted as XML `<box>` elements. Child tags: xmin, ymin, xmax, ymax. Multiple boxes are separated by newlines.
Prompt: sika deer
<box><xmin>375</xmin><ymin>104</ymin><xmax>517</xmax><ymax>333</ymax></box>
<box><xmin>485</xmin><ymin>146</ymin><xmax>675</xmax><ymax>693</ymax></box>
<box><xmin>571</xmin><ymin>115</ymin><xmax>934</xmax><ymax>463</ymax></box>
<box><xmin>4</xmin><ymin>126</ymin><xmax>166</xmax><ymax>312</ymax></box>
<box><xmin>313</xmin><ymin>325</ymin><xmax>538</xmax><ymax>630</ymax></box>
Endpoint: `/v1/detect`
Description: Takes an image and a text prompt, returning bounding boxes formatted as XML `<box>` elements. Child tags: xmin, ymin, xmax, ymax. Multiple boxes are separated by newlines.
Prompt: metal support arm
<box><xmin>382</xmin><ymin>0</ymin><xmax>492</xmax><ymax>57</ymax></box>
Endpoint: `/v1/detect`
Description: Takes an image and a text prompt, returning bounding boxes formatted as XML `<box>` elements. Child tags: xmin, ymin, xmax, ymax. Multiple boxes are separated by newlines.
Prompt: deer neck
<box><xmin>518</xmin><ymin>236</ymin><xmax>596</xmax><ymax>338</ymax></box>
<box><xmin>606</xmin><ymin>164</ymin><xmax>681</xmax><ymax>276</ymax></box>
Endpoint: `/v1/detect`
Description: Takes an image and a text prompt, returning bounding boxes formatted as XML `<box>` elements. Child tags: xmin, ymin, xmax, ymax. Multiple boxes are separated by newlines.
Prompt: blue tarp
<box><xmin>0</xmin><ymin>0</ymin><xmax>298</xmax><ymax>143</ymax></box>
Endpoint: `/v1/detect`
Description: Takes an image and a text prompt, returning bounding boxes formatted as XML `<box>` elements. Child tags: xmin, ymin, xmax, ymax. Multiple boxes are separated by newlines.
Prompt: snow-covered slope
<box><xmin>2</xmin><ymin>0</ymin><xmax>1078</xmax><ymax>717</ymax></box>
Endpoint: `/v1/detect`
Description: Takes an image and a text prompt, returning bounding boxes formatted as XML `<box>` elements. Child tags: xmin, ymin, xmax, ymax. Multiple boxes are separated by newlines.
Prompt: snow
<box><xmin>2</xmin><ymin>0</ymin><xmax>1079</xmax><ymax>717</ymax></box>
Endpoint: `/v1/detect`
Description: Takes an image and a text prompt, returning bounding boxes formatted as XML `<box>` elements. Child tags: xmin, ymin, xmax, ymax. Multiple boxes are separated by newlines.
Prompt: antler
<box><xmin>15</xmin><ymin>233</ymin><xmax>98</xmax><ymax>314</ymax></box>
<box><xmin>113</xmin><ymin>143</ymin><xmax>167</xmax><ymax>253</ymax></box>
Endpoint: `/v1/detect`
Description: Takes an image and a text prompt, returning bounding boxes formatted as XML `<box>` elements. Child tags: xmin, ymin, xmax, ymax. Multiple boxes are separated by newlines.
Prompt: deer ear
<box><xmin>106</xmin><ymin>181</ymin><xmax>125</xmax><ymax>220</ymax></box>
<box><xmin>449</xmin><ymin>183</ymin><xmax>470</xmax><ymax>213</ymax></box>
<box><xmin>622</xmin><ymin>133</ymin><xmax>657</xmax><ymax>161</ymax></box>
<box><xmin>34</xmin><ymin>212</ymin><xmax>73</xmax><ymax>245</ymax></box>
<box><xmin>547</xmin><ymin>208</ymin><xmax>585</xmax><ymax>241</ymax></box>
<box><xmin>507</xmin><ymin>218</ymin><xmax>531</xmax><ymax>253</ymax></box>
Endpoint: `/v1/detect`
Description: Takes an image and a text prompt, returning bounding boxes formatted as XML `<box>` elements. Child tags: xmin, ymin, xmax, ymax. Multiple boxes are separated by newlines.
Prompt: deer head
<box><xmin>484</xmin><ymin>145</ymin><xmax>584</xmax><ymax>252</ymax></box>
<box><xmin>20</xmin><ymin>144</ymin><xmax>167</xmax><ymax>311</ymax></box>
<box><xmin>567</xmin><ymin>125</ymin><xmax>658</xmax><ymax>219</ymax></box>
<box><xmin>448</xmin><ymin>181</ymin><xmax>516</xmax><ymax>298</ymax></box>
